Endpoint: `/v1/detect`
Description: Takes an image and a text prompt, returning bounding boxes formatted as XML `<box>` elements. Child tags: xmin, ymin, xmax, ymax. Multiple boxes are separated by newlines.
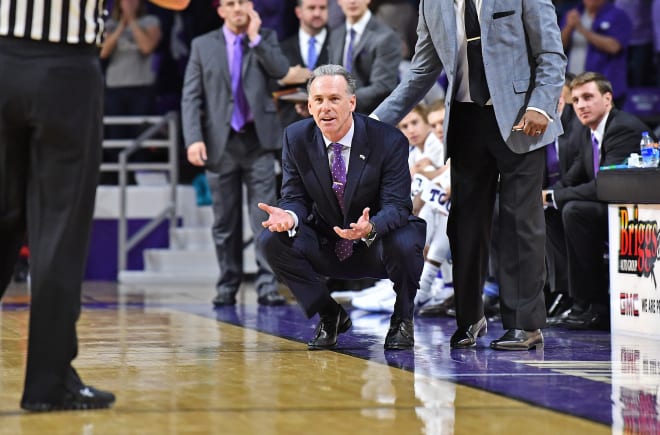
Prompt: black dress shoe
<box><xmin>308</xmin><ymin>306</ymin><xmax>352</xmax><ymax>350</ymax></box>
<box><xmin>212</xmin><ymin>292</ymin><xmax>236</xmax><ymax>307</ymax></box>
<box><xmin>21</xmin><ymin>385</ymin><xmax>115</xmax><ymax>412</ymax></box>
<box><xmin>257</xmin><ymin>291</ymin><xmax>287</xmax><ymax>306</ymax></box>
<box><xmin>490</xmin><ymin>329</ymin><xmax>543</xmax><ymax>351</ymax></box>
<box><xmin>384</xmin><ymin>316</ymin><xmax>414</xmax><ymax>350</ymax></box>
<box><xmin>450</xmin><ymin>316</ymin><xmax>487</xmax><ymax>348</ymax></box>
<box><xmin>563</xmin><ymin>309</ymin><xmax>610</xmax><ymax>331</ymax></box>
<box><xmin>418</xmin><ymin>295</ymin><xmax>455</xmax><ymax>317</ymax></box>
<box><xmin>546</xmin><ymin>306</ymin><xmax>580</xmax><ymax>327</ymax></box>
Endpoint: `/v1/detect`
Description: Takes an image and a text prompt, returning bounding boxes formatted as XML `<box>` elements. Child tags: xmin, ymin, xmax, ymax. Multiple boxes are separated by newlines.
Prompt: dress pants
<box><xmin>206</xmin><ymin>124</ymin><xmax>278</xmax><ymax>297</ymax></box>
<box><xmin>0</xmin><ymin>38</ymin><xmax>103</xmax><ymax>402</ymax></box>
<box><xmin>446</xmin><ymin>102</ymin><xmax>547</xmax><ymax>330</ymax></box>
<box><xmin>561</xmin><ymin>200</ymin><xmax>609</xmax><ymax>311</ymax></box>
<box><xmin>260</xmin><ymin>219</ymin><xmax>426</xmax><ymax>319</ymax></box>
<box><xmin>545</xmin><ymin>207</ymin><xmax>569</xmax><ymax>295</ymax></box>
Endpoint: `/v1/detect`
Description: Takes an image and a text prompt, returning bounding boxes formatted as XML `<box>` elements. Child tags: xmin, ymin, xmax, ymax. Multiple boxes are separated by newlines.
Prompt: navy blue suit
<box><xmin>260</xmin><ymin>113</ymin><xmax>426</xmax><ymax>318</ymax></box>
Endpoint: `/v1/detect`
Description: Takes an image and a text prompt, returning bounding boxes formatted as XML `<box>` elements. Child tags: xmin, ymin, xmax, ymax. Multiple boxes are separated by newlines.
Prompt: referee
<box><xmin>0</xmin><ymin>0</ymin><xmax>187</xmax><ymax>412</ymax></box>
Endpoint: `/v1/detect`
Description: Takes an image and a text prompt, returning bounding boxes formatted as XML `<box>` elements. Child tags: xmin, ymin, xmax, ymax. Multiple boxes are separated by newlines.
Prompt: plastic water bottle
<box><xmin>640</xmin><ymin>131</ymin><xmax>659</xmax><ymax>168</ymax></box>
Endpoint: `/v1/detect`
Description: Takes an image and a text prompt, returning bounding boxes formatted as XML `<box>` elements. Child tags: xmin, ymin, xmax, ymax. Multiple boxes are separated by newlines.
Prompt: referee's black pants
<box><xmin>0</xmin><ymin>38</ymin><xmax>103</xmax><ymax>403</ymax></box>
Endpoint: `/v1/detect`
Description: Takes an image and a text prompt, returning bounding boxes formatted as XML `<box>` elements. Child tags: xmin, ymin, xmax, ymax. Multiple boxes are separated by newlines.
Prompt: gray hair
<box><xmin>307</xmin><ymin>64</ymin><xmax>356</xmax><ymax>95</ymax></box>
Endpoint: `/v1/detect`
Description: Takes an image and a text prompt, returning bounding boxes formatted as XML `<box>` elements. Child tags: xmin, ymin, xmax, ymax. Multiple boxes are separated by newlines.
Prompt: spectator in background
<box><xmin>182</xmin><ymin>0</ymin><xmax>290</xmax><ymax>307</ymax></box>
<box><xmin>101</xmin><ymin>0</ymin><xmax>162</xmax><ymax>126</ymax></box>
<box><xmin>544</xmin><ymin>73</ymin><xmax>583</xmax><ymax>323</ymax></box>
<box><xmin>543</xmin><ymin>72</ymin><xmax>650</xmax><ymax>330</ymax></box>
<box><xmin>560</xmin><ymin>0</ymin><xmax>632</xmax><ymax>108</ymax></box>
<box><xmin>329</xmin><ymin>0</ymin><xmax>402</xmax><ymax>115</ymax></box>
<box><xmin>615</xmin><ymin>0</ymin><xmax>656</xmax><ymax>87</ymax></box>
<box><xmin>278</xmin><ymin>0</ymin><xmax>332</xmax><ymax>127</ymax></box>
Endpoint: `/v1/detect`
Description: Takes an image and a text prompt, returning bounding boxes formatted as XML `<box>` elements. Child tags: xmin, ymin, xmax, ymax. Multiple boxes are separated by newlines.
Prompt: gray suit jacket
<box><xmin>181</xmin><ymin>27</ymin><xmax>290</xmax><ymax>166</ymax></box>
<box><xmin>373</xmin><ymin>0</ymin><xmax>567</xmax><ymax>154</ymax></box>
<box><xmin>329</xmin><ymin>15</ymin><xmax>401</xmax><ymax>115</ymax></box>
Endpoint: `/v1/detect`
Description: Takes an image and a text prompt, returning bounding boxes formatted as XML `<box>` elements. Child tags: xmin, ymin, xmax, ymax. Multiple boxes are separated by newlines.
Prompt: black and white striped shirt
<box><xmin>0</xmin><ymin>0</ymin><xmax>105</xmax><ymax>45</ymax></box>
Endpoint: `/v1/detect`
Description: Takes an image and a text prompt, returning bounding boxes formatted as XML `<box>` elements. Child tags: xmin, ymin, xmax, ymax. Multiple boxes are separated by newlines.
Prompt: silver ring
<box><xmin>535</xmin><ymin>130</ymin><xmax>541</xmax><ymax>135</ymax></box>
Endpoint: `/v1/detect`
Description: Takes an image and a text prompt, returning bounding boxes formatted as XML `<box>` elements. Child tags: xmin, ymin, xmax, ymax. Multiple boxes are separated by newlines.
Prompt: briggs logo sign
<box><xmin>618</xmin><ymin>206</ymin><xmax>659</xmax><ymax>288</ymax></box>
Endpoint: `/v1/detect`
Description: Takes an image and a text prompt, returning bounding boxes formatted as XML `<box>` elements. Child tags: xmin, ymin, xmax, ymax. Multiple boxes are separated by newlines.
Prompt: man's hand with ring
<box><xmin>512</xmin><ymin>110</ymin><xmax>549</xmax><ymax>137</ymax></box>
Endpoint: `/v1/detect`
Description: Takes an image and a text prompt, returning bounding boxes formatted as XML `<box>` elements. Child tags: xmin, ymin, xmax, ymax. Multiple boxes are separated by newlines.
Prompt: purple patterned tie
<box><xmin>546</xmin><ymin>141</ymin><xmax>560</xmax><ymax>186</ymax></box>
<box><xmin>331</xmin><ymin>142</ymin><xmax>353</xmax><ymax>261</ymax></box>
<box><xmin>344</xmin><ymin>28</ymin><xmax>356</xmax><ymax>72</ymax></box>
<box><xmin>231</xmin><ymin>34</ymin><xmax>249</xmax><ymax>132</ymax></box>
<box><xmin>591</xmin><ymin>133</ymin><xmax>600</xmax><ymax>176</ymax></box>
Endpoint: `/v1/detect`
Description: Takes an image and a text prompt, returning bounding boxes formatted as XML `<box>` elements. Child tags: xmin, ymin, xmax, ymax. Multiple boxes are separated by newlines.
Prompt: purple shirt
<box><xmin>614</xmin><ymin>0</ymin><xmax>653</xmax><ymax>45</ymax></box>
<box><xmin>561</xmin><ymin>3</ymin><xmax>633</xmax><ymax>99</ymax></box>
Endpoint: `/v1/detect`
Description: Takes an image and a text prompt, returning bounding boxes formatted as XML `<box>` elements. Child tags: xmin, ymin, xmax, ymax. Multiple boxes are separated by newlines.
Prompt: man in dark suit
<box><xmin>182</xmin><ymin>0</ymin><xmax>290</xmax><ymax>307</ymax></box>
<box><xmin>543</xmin><ymin>72</ymin><xmax>650</xmax><ymax>330</ymax></box>
<box><xmin>278</xmin><ymin>0</ymin><xmax>332</xmax><ymax>127</ymax></box>
<box><xmin>544</xmin><ymin>74</ymin><xmax>582</xmax><ymax>319</ymax></box>
<box><xmin>329</xmin><ymin>0</ymin><xmax>401</xmax><ymax>115</ymax></box>
<box><xmin>373</xmin><ymin>0</ymin><xmax>567</xmax><ymax>350</ymax></box>
<box><xmin>258</xmin><ymin>65</ymin><xmax>426</xmax><ymax>350</ymax></box>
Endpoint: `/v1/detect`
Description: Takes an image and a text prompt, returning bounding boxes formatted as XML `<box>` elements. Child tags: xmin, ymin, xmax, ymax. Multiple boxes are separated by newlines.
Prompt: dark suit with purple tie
<box><xmin>552</xmin><ymin>108</ymin><xmax>649</xmax><ymax>315</ymax></box>
<box><xmin>259</xmin><ymin>113</ymin><xmax>426</xmax><ymax>319</ymax></box>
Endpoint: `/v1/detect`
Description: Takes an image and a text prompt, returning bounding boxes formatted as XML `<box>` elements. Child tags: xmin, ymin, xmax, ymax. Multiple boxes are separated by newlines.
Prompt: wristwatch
<box><xmin>364</xmin><ymin>220</ymin><xmax>377</xmax><ymax>246</ymax></box>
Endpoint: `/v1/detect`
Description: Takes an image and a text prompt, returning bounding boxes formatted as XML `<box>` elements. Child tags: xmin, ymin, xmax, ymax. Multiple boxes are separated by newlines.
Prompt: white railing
<box><xmin>101</xmin><ymin>112</ymin><xmax>179</xmax><ymax>276</ymax></box>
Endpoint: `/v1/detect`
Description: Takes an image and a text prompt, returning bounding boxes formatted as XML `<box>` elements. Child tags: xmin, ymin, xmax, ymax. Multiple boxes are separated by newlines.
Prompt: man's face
<box><xmin>308</xmin><ymin>75</ymin><xmax>356</xmax><ymax>142</ymax></box>
<box><xmin>296</xmin><ymin>0</ymin><xmax>328</xmax><ymax>34</ymax></box>
<box><xmin>571</xmin><ymin>81</ymin><xmax>612</xmax><ymax>130</ymax></box>
<box><xmin>337</xmin><ymin>0</ymin><xmax>370</xmax><ymax>24</ymax></box>
<box><xmin>218</xmin><ymin>0</ymin><xmax>252</xmax><ymax>31</ymax></box>
<box><xmin>427</xmin><ymin>108</ymin><xmax>445</xmax><ymax>143</ymax></box>
<box><xmin>398</xmin><ymin>111</ymin><xmax>431</xmax><ymax>148</ymax></box>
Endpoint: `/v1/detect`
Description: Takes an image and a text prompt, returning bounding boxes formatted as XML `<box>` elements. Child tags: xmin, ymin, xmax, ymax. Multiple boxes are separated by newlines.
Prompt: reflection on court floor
<box><xmin>0</xmin><ymin>281</ymin><xmax>651</xmax><ymax>434</ymax></box>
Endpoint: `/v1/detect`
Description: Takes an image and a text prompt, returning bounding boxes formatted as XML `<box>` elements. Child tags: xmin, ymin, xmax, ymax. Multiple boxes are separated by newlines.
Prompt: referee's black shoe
<box><xmin>21</xmin><ymin>385</ymin><xmax>115</xmax><ymax>412</ymax></box>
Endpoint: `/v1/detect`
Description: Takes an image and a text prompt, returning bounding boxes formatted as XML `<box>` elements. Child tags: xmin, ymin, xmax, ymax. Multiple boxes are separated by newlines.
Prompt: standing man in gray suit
<box><xmin>182</xmin><ymin>0</ymin><xmax>290</xmax><ymax>307</ymax></box>
<box><xmin>329</xmin><ymin>0</ymin><xmax>402</xmax><ymax>115</ymax></box>
<box><xmin>373</xmin><ymin>0</ymin><xmax>567</xmax><ymax>350</ymax></box>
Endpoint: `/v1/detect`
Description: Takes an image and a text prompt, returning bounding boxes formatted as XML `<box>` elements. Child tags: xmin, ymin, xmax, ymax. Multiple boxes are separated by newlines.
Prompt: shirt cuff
<box><xmin>285</xmin><ymin>210</ymin><xmax>298</xmax><ymax>237</ymax></box>
<box><xmin>248</xmin><ymin>34</ymin><xmax>262</xmax><ymax>48</ymax></box>
<box><xmin>527</xmin><ymin>107</ymin><xmax>552</xmax><ymax>122</ymax></box>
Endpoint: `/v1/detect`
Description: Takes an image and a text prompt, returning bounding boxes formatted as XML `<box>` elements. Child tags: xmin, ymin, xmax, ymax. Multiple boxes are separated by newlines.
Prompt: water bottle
<box><xmin>640</xmin><ymin>131</ymin><xmax>659</xmax><ymax>168</ymax></box>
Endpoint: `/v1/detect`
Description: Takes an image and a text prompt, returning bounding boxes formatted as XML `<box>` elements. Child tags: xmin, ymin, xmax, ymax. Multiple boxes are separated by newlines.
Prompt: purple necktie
<box><xmin>231</xmin><ymin>35</ymin><xmax>250</xmax><ymax>132</ymax></box>
<box><xmin>591</xmin><ymin>133</ymin><xmax>600</xmax><ymax>176</ymax></box>
<box><xmin>546</xmin><ymin>141</ymin><xmax>560</xmax><ymax>186</ymax></box>
<box><xmin>331</xmin><ymin>142</ymin><xmax>353</xmax><ymax>261</ymax></box>
<box><xmin>344</xmin><ymin>28</ymin><xmax>356</xmax><ymax>72</ymax></box>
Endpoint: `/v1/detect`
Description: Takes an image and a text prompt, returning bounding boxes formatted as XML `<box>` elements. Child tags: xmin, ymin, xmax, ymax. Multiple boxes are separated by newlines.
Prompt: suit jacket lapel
<box><xmin>310</xmin><ymin>130</ymin><xmax>344</xmax><ymax>222</ymax></box>
<box><xmin>352</xmin><ymin>18</ymin><xmax>374</xmax><ymax>60</ymax></box>
<box><xmin>343</xmin><ymin>116</ymin><xmax>369</xmax><ymax>218</ymax></box>
<box><xmin>241</xmin><ymin>35</ymin><xmax>251</xmax><ymax>77</ymax></box>
<box><xmin>480</xmin><ymin>0</ymin><xmax>495</xmax><ymax>42</ymax></box>
<box><xmin>215</xmin><ymin>29</ymin><xmax>231</xmax><ymax>89</ymax></box>
<box><xmin>439</xmin><ymin>0</ymin><xmax>458</xmax><ymax>74</ymax></box>
<box><xmin>329</xmin><ymin>27</ymin><xmax>346</xmax><ymax>65</ymax></box>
